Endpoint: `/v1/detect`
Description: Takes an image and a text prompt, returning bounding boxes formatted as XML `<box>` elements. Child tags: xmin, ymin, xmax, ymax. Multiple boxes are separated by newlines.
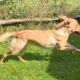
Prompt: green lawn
<box><xmin>0</xmin><ymin>35</ymin><xmax>80</xmax><ymax>80</ymax></box>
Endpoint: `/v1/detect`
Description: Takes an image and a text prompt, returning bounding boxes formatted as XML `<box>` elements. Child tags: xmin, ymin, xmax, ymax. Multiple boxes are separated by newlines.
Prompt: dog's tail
<box><xmin>0</xmin><ymin>32</ymin><xmax>17</xmax><ymax>42</ymax></box>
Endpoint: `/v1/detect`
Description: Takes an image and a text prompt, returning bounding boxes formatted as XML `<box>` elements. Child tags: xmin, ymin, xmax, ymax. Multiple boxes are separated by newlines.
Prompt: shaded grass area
<box><xmin>47</xmin><ymin>49</ymin><xmax>80</xmax><ymax>80</ymax></box>
<box><xmin>47</xmin><ymin>34</ymin><xmax>80</xmax><ymax>80</ymax></box>
<box><xmin>0</xmin><ymin>35</ymin><xmax>80</xmax><ymax>80</ymax></box>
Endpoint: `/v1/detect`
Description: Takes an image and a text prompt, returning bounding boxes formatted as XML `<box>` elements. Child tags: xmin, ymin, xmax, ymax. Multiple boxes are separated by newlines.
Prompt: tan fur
<box><xmin>0</xmin><ymin>17</ymin><xmax>79</xmax><ymax>63</ymax></box>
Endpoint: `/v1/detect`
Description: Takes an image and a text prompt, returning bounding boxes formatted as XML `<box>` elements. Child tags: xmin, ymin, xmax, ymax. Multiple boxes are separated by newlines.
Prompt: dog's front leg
<box><xmin>65</xmin><ymin>43</ymin><xmax>80</xmax><ymax>52</ymax></box>
<box><xmin>57</xmin><ymin>42</ymin><xmax>80</xmax><ymax>51</ymax></box>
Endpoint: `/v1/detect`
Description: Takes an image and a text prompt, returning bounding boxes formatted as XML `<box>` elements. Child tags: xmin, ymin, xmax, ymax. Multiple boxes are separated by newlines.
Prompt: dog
<box><xmin>0</xmin><ymin>16</ymin><xmax>80</xmax><ymax>63</ymax></box>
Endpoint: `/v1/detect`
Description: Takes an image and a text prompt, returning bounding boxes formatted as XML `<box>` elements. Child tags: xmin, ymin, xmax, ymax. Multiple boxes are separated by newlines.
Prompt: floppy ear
<box><xmin>58</xmin><ymin>18</ymin><xmax>64</xmax><ymax>22</ymax></box>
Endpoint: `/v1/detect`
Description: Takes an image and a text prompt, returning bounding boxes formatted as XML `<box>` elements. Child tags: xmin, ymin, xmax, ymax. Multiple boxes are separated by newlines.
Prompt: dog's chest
<box><xmin>57</xmin><ymin>30</ymin><xmax>67</xmax><ymax>36</ymax></box>
<box><xmin>44</xmin><ymin>35</ymin><xmax>57</xmax><ymax>48</ymax></box>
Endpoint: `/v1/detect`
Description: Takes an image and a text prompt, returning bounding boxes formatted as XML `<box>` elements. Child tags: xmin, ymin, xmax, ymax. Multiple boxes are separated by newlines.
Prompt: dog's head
<box><xmin>57</xmin><ymin>17</ymin><xmax>79</xmax><ymax>34</ymax></box>
<box><xmin>64</xmin><ymin>21</ymin><xmax>79</xmax><ymax>34</ymax></box>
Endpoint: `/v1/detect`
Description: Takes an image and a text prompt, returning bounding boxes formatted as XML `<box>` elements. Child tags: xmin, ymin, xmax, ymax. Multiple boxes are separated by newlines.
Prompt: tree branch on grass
<box><xmin>0</xmin><ymin>18</ymin><xmax>58</xmax><ymax>26</ymax></box>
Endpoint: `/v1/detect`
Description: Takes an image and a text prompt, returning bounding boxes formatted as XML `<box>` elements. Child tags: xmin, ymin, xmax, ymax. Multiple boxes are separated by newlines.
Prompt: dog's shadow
<box><xmin>3</xmin><ymin>51</ymin><xmax>49</xmax><ymax>62</ymax></box>
<box><xmin>23</xmin><ymin>52</ymin><xmax>49</xmax><ymax>61</ymax></box>
<box><xmin>47</xmin><ymin>48</ymin><xmax>80</xmax><ymax>80</ymax></box>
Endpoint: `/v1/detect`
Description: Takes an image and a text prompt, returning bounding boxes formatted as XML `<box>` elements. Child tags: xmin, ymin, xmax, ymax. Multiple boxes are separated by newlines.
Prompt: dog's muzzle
<box><xmin>73</xmin><ymin>31</ymin><xmax>80</xmax><ymax>35</ymax></box>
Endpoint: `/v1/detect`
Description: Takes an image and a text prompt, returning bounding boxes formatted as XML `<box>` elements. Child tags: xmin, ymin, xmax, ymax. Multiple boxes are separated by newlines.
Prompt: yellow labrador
<box><xmin>0</xmin><ymin>16</ymin><xmax>79</xmax><ymax>63</ymax></box>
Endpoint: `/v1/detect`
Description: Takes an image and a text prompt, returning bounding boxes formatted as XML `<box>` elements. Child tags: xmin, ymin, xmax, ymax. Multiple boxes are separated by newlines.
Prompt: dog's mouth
<box><xmin>73</xmin><ymin>31</ymin><xmax>80</xmax><ymax>35</ymax></box>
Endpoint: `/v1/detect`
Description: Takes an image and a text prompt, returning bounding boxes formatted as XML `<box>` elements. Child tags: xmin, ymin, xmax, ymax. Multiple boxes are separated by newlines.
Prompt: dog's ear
<box><xmin>58</xmin><ymin>18</ymin><xmax>64</xmax><ymax>22</ymax></box>
<box><xmin>58</xmin><ymin>16</ymin><xmax>68</xmax><ymax>22</ymax></box>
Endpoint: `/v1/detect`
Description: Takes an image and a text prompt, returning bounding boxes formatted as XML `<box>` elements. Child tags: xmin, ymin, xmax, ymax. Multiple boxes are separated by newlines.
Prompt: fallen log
<box><xmin>0</xmin><ymin>18</ymin><xmax>58</xmax><ymax>26</ymax></box>
<box><xmin>0</xmin><ymin>16</ymin><xmax>80</xmax><ymax>26</ymax></box>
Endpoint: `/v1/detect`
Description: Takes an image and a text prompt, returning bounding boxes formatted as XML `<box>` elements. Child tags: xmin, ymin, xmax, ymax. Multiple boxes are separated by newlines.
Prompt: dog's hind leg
<box><xmin>17</xmin><ymin>56</ymin><xmax>25</xmax><ymax>62</ymax></box>
<box><xmin>0</xmin><ymin>38</ymin><xmax>27</xmax><ymax>63</ymax></box>
<box><xmin>0</xmin><ymin>50</ymin><xmax>13</xmax><ymax>64</ymax></box>
<box><xmin>10</xmin><ymin>38</ymin><xmax>28</xmax><ymax>62</ymax></box>
<box><xmin>11</xmin><ymin>38</ymin><xmax>27</xmax><ymax>62</ymax></box>
<box><xmin>17</xmin><ymin>46</ymin><xmax>27</xmax><ymax>62</ymax></box>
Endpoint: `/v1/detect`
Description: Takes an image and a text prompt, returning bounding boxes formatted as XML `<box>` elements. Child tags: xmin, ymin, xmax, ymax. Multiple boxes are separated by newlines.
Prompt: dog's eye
<box><xmin>66</xmin><ymin>22</ymin><xmax>70</xmax><ymax>25</ymax></box>
<box><xmin>67</xmin><ymin>22</ymin><xmax>70</xmax><ymax>24</ymax></box>
<box><xmin>65</xmin><ymin>22</ymin><xmax>70</xmax><ymax>27</ymax></box>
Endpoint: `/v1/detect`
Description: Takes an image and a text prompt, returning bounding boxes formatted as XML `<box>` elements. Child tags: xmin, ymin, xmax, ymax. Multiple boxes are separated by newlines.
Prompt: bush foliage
<box><xmin>0</xmin><ymin>0</ymin><xmax>80</xmax><ymax>33</ymax></box>
<box><xmin>0</xmin><ymin>0</ymin><xmax>80</xmax><ymax>19</ymax></box>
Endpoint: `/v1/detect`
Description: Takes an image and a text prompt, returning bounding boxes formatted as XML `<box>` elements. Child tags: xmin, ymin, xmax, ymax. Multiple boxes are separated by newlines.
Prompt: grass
<box><xmin>0</xmin><ymin>42</ymin><xmax>53</xmax><ymax>80</ymax></box>
<box><xmin>0</xmin><ymin>34</ymin><xmax>80</xmax><ymax>80</ymax></box>
<box><xmin>0</xmin><ymin>0</ymin><xmax>80</xmax><ymax>80</ymax></box>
